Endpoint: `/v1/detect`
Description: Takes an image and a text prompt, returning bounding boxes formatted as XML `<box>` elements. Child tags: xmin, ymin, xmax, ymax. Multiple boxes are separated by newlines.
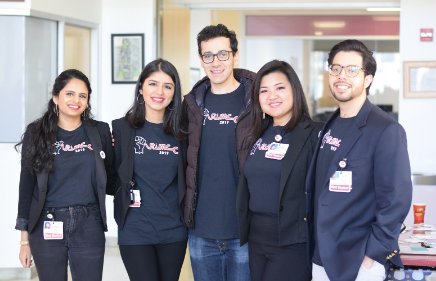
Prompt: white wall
<box><xmin>399</xmin><ymin>0</ymin><xmax>436</xmax><ymax>174</ymax></box>
<box><xmin>190</xmin><ymin>9</ymin><xmax>210</xmax><ymax>80</ymax></box>
<box><xmin>0</xmin><ymin>144</ymin><xmax>23</xmax><ymax>268</ymax></box>
<box><xmin>100</xmin><ymin>0</ymin><xmax>156</xmax><ymax>237</ymax></box>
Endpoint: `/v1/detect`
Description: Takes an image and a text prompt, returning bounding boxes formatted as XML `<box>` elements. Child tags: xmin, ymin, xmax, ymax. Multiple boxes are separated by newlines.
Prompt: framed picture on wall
<box><xmin>403</xmin><ymin>61</ymin><xmax>436</xmax><ymax>98</ymax></box>
<box><xmin>111</xmin><ymin>33</ymin><xmax>144</xmax><ymax>84</ymax></box>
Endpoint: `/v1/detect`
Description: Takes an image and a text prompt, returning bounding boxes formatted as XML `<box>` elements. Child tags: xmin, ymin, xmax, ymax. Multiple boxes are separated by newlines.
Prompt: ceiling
<box><xmin>168</xmin><ymin>0</ymin><xmax>400</xmax><ymax>10</ymax></box>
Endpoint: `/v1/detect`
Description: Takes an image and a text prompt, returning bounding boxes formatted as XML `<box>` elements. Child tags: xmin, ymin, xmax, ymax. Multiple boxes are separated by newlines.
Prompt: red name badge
<box><xmin>329</xmin><ymin>171</ymin><xmax>352</xmax><ymax>193</ymax></box>
<box><xmin>43</xmin><ymin>221</ymin><xmax>64</xmax><ymax>240</ymax></box>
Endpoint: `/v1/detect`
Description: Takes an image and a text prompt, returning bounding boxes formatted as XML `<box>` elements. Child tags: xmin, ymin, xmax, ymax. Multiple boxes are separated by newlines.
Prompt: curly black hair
<box><xmin>197</xmin><ymin>24</ymin><xmax>238</xmax><ymax>55</ymax></box>
<box><xmin>16</xmin><ymin>69</ymin><xmax>95</xmax><ymax>174</ymax></box>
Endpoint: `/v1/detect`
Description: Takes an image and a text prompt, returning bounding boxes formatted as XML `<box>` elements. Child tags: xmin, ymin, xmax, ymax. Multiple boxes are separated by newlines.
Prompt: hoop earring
<box><xmin>136</xmin><ymin>93</ymin><xmax>144</xmax><ymax>105</ymax></box>
<box><xmin>53</xmin><ymin>104</ymin><xmax>59</xmax><ymax>117</ymax></box>
<box><xmin>262</xmin><ymin>111</ymin><xmax>265</xmax><ymax>119</ymax></box>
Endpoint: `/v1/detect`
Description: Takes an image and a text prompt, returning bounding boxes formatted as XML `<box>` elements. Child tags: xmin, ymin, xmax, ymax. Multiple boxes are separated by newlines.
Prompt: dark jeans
<box><xmin>119</xmin><ymin>241</ymin><xmax>187</xmax><ymax>281</ymax></box>
<box><xmin>248</xmin><ymin>213</ymin><xmax>311</xmax><ymax>281</ymax></box>
<box><xmin>28</xmin><ymin>205</ymin><xmax>105</xmax><ymax>281</ymax></box>
<box><xmin>188</xmin><ymin>234</ymin><xmax>251</xmax><ymax>281</ymax></box>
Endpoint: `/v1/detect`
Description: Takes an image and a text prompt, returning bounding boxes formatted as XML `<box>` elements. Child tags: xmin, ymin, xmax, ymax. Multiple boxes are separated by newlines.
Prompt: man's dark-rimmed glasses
<box><xmin>200</xmin><ymin>50</ymin><xmax>234</xmax><ymax>64</ymax></box>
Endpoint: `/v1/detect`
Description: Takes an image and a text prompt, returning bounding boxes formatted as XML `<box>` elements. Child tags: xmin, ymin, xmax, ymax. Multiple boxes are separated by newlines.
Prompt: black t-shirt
<box><xmin>244</xmin><ymin>123</ymin><xmax>291</xmax><ymax>215</ymax></box>
<box><xmin>189</xmin><ymin>84</ymin><xmax>245</xmax><ymax>239</ymax></box>
<box><xmin>312</xmin><ymin>115</ymin><xmax>355</xmax><ymax>265</ymax></box>
<box><xmin>46</xmin><ymin>123</ymin><xmax>97</xmax><ymax>207</ymax></box>
<box><xmin>118</xmin><ymin>121</ymin><xmax>187</xmax><ymax>245</ymax></box>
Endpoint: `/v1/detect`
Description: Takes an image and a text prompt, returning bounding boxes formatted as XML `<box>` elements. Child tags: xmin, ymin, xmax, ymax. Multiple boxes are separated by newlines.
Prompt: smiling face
<box><xmin>199</xmin><ymin>36</ymin><xmax>239</xmax><ymax>88</ymax></box>
<box><xmin>140</xmin><ymin>71</ymin><xmax>175</xmax><ymax>122</ymax></box>
<box><xmin>328</xmin><ymin>51</ymin><xmax>373</xmax><ymax>104</ymax></box>
<box><xmin>53</xmin><ymin>78</ymin><xmax>88</xmax><ymax>121</ymax></box>
<box><xmin>259</xmin><ymin>72</ymin><xmax>294</xmax><ymax>126</ymax></box>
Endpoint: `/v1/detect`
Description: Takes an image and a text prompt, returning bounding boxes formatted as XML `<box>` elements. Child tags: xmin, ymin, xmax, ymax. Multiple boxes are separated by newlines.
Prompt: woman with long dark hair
<box><xmin>236</xmin><ymin>60</ymin><xmax>323</xmax><ymax>281</ymax></box>
<box><xmin>16</xmin><ymin>69</ymin><xmax>116</xmax><ymax>281</ymax></box>
<box><xmin>109</xmin><ymin>59</ymin><xmax>187</xmax><ymax>281</ymax></box>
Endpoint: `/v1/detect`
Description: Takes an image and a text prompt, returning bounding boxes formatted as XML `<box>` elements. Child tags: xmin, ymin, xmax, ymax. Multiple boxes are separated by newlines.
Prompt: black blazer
<box><xmin>237</xmin><ymin>118</ymin><xmax>324</xmax><ymax>246</ymax></box>
<box><xmin>15</xmin><ymin>120</ymin><xmax>117</xmax><ymax>233</ymax></box>
<box><xmin>305</xmin><ymin>99</ymin><xmax>412</xmax><ymax>281</ymax></box>
<box><xmin>110</xmin><ymin>117</ymin><xmax>187</xmax><ymax>230</ymax></box>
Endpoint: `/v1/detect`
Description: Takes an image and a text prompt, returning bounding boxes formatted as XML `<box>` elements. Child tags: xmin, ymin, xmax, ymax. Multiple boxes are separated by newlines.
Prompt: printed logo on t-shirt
<box><xmin>203</xmin><ymin>108</ymin><xmax>238</xmax><ymax>125</ymax></box>
<box><xmin>250</xmin><ymin>138</ymin><xmax>273</xmax><ymax>155</ymax></box>
<box><xmin>53</xmin><ymin>141</ymin><xmax>93</xmax><ymax>155</ymax></box>
<box><xmin>320</xmin><ymin>129</ymin><xmax>342</xmax><ymax>151</ymax></box>
<box><xmin>134</xmin><ymin>136</ymin><xmax>178</xmax><ymax>155</ymax></box>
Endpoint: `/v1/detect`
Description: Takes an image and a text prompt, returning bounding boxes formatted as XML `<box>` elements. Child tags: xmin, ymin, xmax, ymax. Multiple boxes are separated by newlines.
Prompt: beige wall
<box><xmin>211</xmin><ymin>10</ymin><xmax>241</xmax><ymax>67</ymax></box>
<box><xmin>64</xmin><ymin>25</ymin><xmax>91</xmax><ymax>78</ymax></box>
<box><xmin>162</xmin><ymin>0</ymin><xmax>190</xmax><ymax>95</ymax></box>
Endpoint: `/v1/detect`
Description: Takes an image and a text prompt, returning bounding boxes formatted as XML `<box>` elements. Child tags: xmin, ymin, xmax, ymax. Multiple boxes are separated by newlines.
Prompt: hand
<box><xmin>19</xmin><ymin>245</ymin><xmax>32</xmax><ymax>268</ymax></box>
<box><xmin>362</xmin><ymin>255</ymin><xmax>374</xmax><ymax>269</ymax></box>
<box><xmin>111</xmin><ymin>134</ymin><xmax>115</xmax><ymax>147</ymax></box>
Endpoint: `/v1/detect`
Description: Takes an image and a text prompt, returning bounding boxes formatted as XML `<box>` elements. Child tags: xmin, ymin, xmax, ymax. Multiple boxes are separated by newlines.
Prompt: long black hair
<box><xmin>247</xmin><ymin>60</ymin><xmax>311</xmax><ymax>144</ymax></box>
<box><xmin>16</xmin><ymin>69</ymin><xmax>94</xmax><ymax>174</ymax></box>
<box><xmin>125</xmin><ymin>58</ymin><xmax>185</xmax><ymax>140</ymax></box>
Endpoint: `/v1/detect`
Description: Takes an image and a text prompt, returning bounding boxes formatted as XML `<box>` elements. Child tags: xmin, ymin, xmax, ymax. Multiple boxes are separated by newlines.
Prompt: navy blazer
<box><xmin>237</xmin><ymin>118</ymin><xmax>323</xmax><ymax>246</ymax></box>
<box><xmin>305</xmin><ymin>99</ymin><xmax>412</xmax><ymax>281</ymax></box>
<box><xmin>110</xmin><ymin>117</ymin><xmax>187</xmax><ymax>230</ymax></box>
<box><xmin>16</xmin><ymin>120</ymin><xmax>117</xmax><ymax>233</ymax></box>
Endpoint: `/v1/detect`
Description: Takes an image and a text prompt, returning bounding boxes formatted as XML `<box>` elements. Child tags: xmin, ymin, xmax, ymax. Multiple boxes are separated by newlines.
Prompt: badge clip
<box><xmin>339</xmin><ymin>158</ymin><xmax>347</xmax><ymax>174</ymax></box>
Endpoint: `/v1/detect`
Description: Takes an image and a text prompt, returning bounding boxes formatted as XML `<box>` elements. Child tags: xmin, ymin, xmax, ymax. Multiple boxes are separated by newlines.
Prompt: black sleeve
<box><xmin>15</xmin><ymin>125</ymin><xmax>37</xmax><ymax>231</ymax></box>
<box><xmin>98</xmin><ymin>122</ymin><xmax>117</xmax><ymax>196</ymax></box>
<box><xmin>178</xmin><ymin>138</ymin><xmax>188</xmax><ymax>219</ymax></box>
<box><xmin>108</xmin><ymin>119</ymin><xmax>122</xmax><ymax>196</ymax></box>
<box><xmin>310</xmin><ymin>121</ymin><xmax>325</xmax><ymax>151</ymax></box>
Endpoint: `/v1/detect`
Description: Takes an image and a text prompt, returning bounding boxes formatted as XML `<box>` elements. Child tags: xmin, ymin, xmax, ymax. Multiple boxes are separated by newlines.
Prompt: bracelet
<box><xmin>20</xmin><ymin>241</ymin><xmax>29</xmax><ymax>246</ymax></box>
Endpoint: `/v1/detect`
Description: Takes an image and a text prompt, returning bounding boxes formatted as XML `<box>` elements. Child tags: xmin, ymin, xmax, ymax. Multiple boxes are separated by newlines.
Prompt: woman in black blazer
<box><xmin>236</xmin><ymin>60</ymin><xmax>323</xmax><ymax>281</ymax></box>
<box><xmin>109</xmin><ymin>59</ymin><xmax>187</xmax><ymax>281</ymax></box>
<box><xmin>16</xmin><ymin>69</ymin><xmax>116</xmax><ymax>281</ymax></box>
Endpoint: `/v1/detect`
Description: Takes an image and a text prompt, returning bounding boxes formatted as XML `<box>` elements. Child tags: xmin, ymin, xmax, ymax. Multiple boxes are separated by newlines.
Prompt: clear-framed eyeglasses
<box><xmin>328</xmin><ymin>64</ymin><xmax>365</xmax><ymax>78</ymax></box>
<box><xmin>200</xmin><ymin>50</ymin><xmax>234</xmax><ymax>64</ymax></box>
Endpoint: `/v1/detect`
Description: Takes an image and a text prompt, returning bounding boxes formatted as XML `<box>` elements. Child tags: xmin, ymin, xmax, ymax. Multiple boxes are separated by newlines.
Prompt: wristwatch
<box><xmin>20</xmin><ymin>241</ymin><xmax>29</xmax><ymax>246</ymax></box>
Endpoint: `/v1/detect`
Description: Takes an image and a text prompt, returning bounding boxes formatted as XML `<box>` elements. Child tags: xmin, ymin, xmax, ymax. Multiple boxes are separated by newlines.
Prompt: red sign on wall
<box><xmin>421</xmin><ymin>29</ymin><xmax>434</xmax><ymax>42</ymax></box>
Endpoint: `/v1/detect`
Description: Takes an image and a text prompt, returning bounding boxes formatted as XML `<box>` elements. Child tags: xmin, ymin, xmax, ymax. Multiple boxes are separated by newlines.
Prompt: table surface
<box><xmin>400</xmin><ymin>230</ymin><xmax>436</xmax><ymax>267</ymax></box>
<box><xmin>401</xmin><ymin>254</ymin><xmax>436</xmax><ymax>267</ymax></box>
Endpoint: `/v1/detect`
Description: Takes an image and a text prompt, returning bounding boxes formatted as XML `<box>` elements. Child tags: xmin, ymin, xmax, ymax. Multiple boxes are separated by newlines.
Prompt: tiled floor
<box><xmin>12</xmin><ymin>246</ymin><xmax>194</xmax><ymax>281</ymax></box>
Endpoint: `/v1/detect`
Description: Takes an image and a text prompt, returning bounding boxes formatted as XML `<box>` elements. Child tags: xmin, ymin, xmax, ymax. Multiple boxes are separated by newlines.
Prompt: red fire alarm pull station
<box><xmin>421</xmin><ymin>28</ymin><xmax>433</xmax><ymax>42</ymax></box>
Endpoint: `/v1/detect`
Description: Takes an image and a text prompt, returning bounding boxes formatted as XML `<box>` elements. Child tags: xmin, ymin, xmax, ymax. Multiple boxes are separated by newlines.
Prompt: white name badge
<box><xmin>329</xmin><ymin>171</ymin><xmax>352</xmax><ymax>193</ymax></box>
<box><xmin>43</xmin><ymin>221</ymin><xmax>63</xmax><ymax>240</ymax></box>
<box><xmin>130</xmin><ymin>190</ymin><xmax>141</xmax><ymax>207</ymax></box>
<box><xmin>265</xmin><ymin>142</ymin><xmax>289</xmax><ymax>160</ymax></box>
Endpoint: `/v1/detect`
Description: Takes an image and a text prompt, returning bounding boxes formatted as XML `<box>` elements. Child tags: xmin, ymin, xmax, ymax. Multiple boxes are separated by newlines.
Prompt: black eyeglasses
<box><xmin>329</xmin><ymin>64</ymin><xmax>365</xmax><ymax>78</ymax></box>
<box><xmin>200</xmin><ymin>50</ymin><xmax>234</xmax><ymax>64</ymax></box>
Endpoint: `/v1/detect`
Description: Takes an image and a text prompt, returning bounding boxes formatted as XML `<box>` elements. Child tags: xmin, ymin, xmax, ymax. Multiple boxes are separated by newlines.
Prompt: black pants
<box><xmin>29</xmin><ymin>205</ymin><xmax>105</xmax><ymax>281</ymax></box>
<box><xmin>248</xmin><ymin>213</ymin><xmax>311</xmax><ymax>281</ymax></box>
<box><xmin>119</xmin><ymin>240</ymin><xmax>187</xmax><ymax>281</ymax></box>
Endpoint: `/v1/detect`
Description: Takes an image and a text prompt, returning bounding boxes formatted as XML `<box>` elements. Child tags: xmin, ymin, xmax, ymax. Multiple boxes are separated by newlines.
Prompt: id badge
<box><xmin>43</xmin><ymin>221</ymin><xmax>63</xmax><ymax>240</ymax></box>
<box><xmin>130</xmin><ymin>190</ymin><xmax>141</xmax><ymax>207</ymax></box>
<box><xmin>265</xmin><ymin>142</ymin><xmax>289</xmax><ymax>160</ymax></box>
<box><xmin>329</xmin><ymin>171</ymin><xmax>352</xmax><ymax>192</ymax></box>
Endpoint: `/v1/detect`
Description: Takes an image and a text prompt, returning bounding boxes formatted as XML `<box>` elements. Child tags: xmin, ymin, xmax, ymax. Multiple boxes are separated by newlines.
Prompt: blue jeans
<box><xmin>188</xmin><ymin>234</ymin><xmax>251</xmax><ymax>281</ymax></box>
<box><xmin>28</xmin><ymin>205</ymin><xmax>105</xmax><ymax>281</ymax></box>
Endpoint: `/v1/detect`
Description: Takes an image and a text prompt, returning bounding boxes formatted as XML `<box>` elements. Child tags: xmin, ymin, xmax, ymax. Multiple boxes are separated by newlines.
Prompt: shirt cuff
<box><xmin>15</xmin><ymin>218</ymin><xmax>29</xmax><ymax>231</ymax></box>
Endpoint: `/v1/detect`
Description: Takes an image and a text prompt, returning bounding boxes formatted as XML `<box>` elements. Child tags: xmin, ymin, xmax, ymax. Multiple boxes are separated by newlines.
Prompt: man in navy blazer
<box><xmin>306</xmin><ymin>39</ymin><xmax>412</xmax><ymax>281</ymax></box>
